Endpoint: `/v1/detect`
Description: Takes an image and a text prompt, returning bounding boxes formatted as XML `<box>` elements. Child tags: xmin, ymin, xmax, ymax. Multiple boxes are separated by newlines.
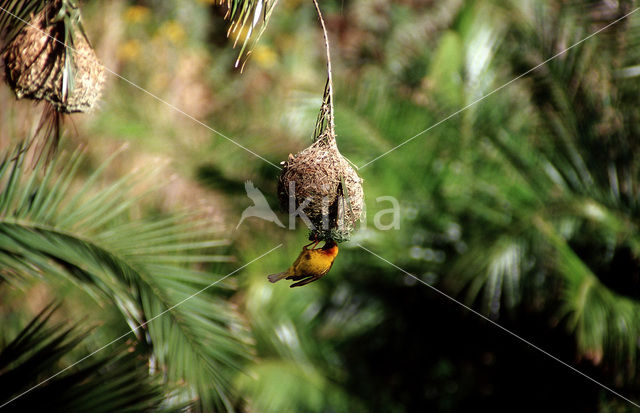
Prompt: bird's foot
<box><xmin>303</xmin><ymin>235</ymin><xmax>320</xmax><ymax>250</ymax></box>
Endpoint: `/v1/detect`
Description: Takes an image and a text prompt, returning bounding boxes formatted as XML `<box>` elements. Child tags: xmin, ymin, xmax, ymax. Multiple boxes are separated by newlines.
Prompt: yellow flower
<box><xmin>117</xmin><ymin>39</ymin><xmax>141</xmax><ymax>61</ymax></box>
<box><xmin>123</xmin><ymin>5</ymin><xmax>150</xmax><ymax>24</ymax></box>
<box><xmin>252</xmin><ymin>45</ymin><xmax>277</xmax><ymax>69</ymax></box>
<box><xmin>160</xmin><ymin>20</ymin><xmax>186</xmax><ymax>45</ymax></box>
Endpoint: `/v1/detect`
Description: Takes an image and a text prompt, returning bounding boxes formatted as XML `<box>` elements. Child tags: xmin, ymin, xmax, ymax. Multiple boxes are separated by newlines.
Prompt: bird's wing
<box><xmin>289</xmin><ymin>268</ymin><xmax>331</xmax><ymax>287</ymax></box>
<box><xmin>291</xmin><ymin>249</ymin><xmax>312</xmax><ymax>271</ymax></box>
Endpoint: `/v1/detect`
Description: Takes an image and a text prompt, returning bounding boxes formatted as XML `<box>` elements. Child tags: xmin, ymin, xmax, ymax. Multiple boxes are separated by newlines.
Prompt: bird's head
<box><xmin>321</xmin><ymin>240</ymin><xmax>339</xmax><ymax>258</ymax></box>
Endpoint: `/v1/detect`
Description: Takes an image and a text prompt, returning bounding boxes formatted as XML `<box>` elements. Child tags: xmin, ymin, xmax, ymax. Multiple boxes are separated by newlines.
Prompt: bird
<box><xmin>236</xmin><ymin>180</ymin><xmax>285</xmax><ymax>229</ymax></box>
<box><xmin>268</xmin><ymin>239</ymin><xmax>339</xmax><ymax>287</ymax></box>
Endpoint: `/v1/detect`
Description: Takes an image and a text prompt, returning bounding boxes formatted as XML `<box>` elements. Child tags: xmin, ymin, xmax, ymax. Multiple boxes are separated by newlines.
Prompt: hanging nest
<box><xmin>2</xmin><ymin>0</ymin><xmax>105</xmax><ymax>113</ymax></box>
<box><xmin>277</xmin><ymin>1</ymin><xmax>363</xmax><ymax>243</ymax></box>
<box><xmin>278</xmin><ymin>116</ymin><xmax>364</xmax><ymax>242</ymax></box>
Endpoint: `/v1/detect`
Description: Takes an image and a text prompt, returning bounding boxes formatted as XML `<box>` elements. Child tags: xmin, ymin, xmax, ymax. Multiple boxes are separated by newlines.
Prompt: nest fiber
<box><xmin>278</xmin><ymin>132</ymin><xmax>363</xmax><ymax>242</ymax></box>
<box><xmin>2</xmin><ymin>7</ymin><xmax>105</xmax><ymax>113</ymax></box>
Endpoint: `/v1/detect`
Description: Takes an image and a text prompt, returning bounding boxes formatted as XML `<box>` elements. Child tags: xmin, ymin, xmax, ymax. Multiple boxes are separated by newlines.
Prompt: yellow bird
<box><xmin>268</xmin><ymin>240</ymin><xmax>339</xmax><ymax>287</ymax></box>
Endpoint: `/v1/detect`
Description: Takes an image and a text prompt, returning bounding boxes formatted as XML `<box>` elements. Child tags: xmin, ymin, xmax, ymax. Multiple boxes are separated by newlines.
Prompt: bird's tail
<box><xmin>267</xmin><ymin>272</ymin><xmax>288</xmax><ymax>283</ymax></box>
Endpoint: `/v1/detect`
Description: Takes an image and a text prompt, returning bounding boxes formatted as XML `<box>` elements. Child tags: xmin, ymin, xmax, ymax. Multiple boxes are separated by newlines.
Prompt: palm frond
<box><xmin>0</xmin><ymin>303</ymin><xmax>189</xmax><ymax>413</ymax></box>
<box><xmin>466</xmin><ymin>0</ymin><xmax>640</xmax><ymax>373</ymax></box>
<box><xmin>0</xmin><ymin>0</ymin><xmax>46</xmax><ymax>47</ymax></box>
<box><xmin>345</xmin><ymin>0</ymin><xmax>640</xmax><ymax>376</ymax></box>
<box><xmin>217</xmin><ymin>0</ymin><xmax>280</xmax><ymax>69</ymax></box>
<box><xmin>0</xmin><ymin>143</ymin><xmax>251</xmax><ymax>410</ymax></box>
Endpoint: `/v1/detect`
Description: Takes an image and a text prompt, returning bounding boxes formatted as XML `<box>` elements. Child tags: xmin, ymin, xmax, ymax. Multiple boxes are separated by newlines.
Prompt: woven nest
<box><xmin>2</xmin><ymin>7</ymin><xmax>105</xmax><ymax>113</ymax></box>
<box><xmin>278</xmin><ymin>132</ymin><xmax>364</xmax><ymax>242</ymax></box>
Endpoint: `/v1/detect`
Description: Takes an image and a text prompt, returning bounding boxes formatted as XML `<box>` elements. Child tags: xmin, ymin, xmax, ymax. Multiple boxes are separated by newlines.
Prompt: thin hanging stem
<box><xmin>312</xmin><ymin>0</ymin><xmax>335</xmax><ymax>137</ymax></box>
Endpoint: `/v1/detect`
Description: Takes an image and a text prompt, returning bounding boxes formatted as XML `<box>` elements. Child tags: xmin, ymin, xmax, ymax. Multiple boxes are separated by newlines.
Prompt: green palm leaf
<box><xmin>0</xmin><ymin>143</ymin><xmax>251</xmax><ymax>410</ymax></box>
<box><xmin>498</xmin><ymin>0</ymin><xmax>640</xmax><ymax>371</ymax></box>
<box><xmin>0</xmin><ymin>303</ymin><xmax>189</xmax><ymax>413</ymax></box>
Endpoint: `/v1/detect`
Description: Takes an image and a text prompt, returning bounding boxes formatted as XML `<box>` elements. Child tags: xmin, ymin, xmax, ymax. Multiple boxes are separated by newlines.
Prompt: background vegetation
<box><xmin>2</xmin><ymin>0</ymin><xmax>640</xmax><ymax>411</ymax></box>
